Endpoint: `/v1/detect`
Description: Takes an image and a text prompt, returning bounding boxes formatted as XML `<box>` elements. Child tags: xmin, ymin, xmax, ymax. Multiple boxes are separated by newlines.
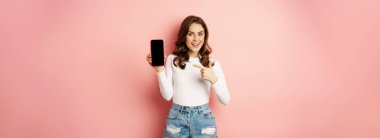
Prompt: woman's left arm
<box><xmin>211</xmin><ymin>60</ymin><xmax>231</xmax><ymax>105</ymax></box>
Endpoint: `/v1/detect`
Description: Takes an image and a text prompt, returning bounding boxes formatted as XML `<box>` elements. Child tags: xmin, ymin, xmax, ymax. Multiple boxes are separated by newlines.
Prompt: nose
<box><xmin>193</xmin><ymin>34</ymin><xmax>198</xmax><ymax>41</ymax></box>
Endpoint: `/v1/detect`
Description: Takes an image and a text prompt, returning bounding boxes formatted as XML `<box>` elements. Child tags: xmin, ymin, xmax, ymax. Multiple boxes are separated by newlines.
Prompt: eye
<box><xmin>198</xmin><ymin>32</ymin><xmax>203</xmax><ymax>36</ymax></box>
<box><xmin>187</xmin><ymin>32</ymin><xmax>193</xmax><ymax>36</ymax></box>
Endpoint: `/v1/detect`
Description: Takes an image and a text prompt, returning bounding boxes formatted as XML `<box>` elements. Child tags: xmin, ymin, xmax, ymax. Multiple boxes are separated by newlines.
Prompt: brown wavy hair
<box><xmin>173</xmin><ymin>15</ymin><xmax>213</xmax><ymax>69</ymax></box>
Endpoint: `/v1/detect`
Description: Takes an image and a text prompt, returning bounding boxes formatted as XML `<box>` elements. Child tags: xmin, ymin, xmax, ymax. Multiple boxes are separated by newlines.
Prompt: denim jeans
<box><xmin>164</xmin><ymin>103</ymin><xmax>217</xmax><ymax>138</ymax></box>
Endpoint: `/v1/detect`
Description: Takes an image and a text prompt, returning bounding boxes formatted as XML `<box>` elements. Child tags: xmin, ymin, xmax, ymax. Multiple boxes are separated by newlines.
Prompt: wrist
<box><xmin>211</xmin><ymin>77</ymin><xmax>218</xmax><ymax>84</ymax></box>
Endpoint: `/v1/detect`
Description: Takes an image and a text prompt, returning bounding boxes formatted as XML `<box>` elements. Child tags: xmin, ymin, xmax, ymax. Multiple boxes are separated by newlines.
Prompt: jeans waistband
<box><xmin>171</xmin><ymin>103</ymin><xmax>210</xmax><ymax>113</ymax></box>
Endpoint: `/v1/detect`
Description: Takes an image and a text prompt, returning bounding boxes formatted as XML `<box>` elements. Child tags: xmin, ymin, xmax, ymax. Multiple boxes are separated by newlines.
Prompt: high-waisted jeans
<box><xmin>164</xmin><ymin>103</ymin><xmax>217</xmax><ymax>138</ymax></box>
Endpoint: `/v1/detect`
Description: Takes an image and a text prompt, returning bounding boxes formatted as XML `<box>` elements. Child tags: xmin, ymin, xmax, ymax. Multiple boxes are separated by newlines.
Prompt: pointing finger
<box><xmin>193</xmin><ymin>64</ymin><xmax>206</xmax><ymax>69</ymax></box>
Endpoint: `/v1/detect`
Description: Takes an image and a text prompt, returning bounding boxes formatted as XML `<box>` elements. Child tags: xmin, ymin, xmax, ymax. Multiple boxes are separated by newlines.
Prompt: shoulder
<box><xmin>209</xmin><ymin>56</ymin><xmax>216</xmax><ymax>62</ymax></box>
<box><xmin>168</xmin><ymin>54</ymin><xmax>176</xmax><ymax>58</ymax></box>
<box><xmin>208</xmin><ymin>56</ymin><xmax>219</xmax><ymax>66</ymax></box>
<box><xmin>167</xmin><ymin>54</ymin><xmax>178</xmax><ymax>66</ymax></box>
<box><xmin>167</xmin><ymin>54</ymin><xmax>177</xmax><ymax>60</ymax></box>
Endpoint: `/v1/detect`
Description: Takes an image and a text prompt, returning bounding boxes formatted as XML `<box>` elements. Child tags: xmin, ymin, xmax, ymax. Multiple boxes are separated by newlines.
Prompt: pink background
<box><xmin>1</xmin><ymin>0</ymin><xmax>380</xmax><ymax>137</ymax></box>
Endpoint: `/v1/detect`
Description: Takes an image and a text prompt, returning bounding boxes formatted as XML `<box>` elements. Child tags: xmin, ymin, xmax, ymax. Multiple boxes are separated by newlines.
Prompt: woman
<box><xmin>146</xmin><ymin>15</ymin><xmax>231</xmax><ymax>138</ymax></box>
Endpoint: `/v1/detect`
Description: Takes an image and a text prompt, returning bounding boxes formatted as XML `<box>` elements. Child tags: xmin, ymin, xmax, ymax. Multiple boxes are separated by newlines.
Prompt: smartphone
<box><xmin>150</xmin><ymin>39</ymin><xmax>165</xmax><ymax>66</ymax></box>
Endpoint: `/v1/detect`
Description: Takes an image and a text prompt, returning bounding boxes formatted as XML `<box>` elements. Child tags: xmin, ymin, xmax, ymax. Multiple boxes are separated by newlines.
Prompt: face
<box><xmin>186</xmin><ymin>23</ymin><xmax>205</xmax><ymax>56</ymax></box>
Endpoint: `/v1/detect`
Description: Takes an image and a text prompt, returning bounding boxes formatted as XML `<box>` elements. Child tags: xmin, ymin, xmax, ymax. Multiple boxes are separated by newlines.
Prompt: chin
<box><xmin>190</xmin><ymin>50</ymin><xmax>199</xmax><ymax>54</ymax></box>
<box><xmin>192</xmin><ymin>47</ymin><xmax>201</xmax><ymax>52</ymax></box>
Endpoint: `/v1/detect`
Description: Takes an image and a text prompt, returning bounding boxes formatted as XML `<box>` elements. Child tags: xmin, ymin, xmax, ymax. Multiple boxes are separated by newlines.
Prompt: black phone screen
<box><xmin>150</xmin><ymin>39</ymin><xmax>165</xmax><ymax>66</ymax></box>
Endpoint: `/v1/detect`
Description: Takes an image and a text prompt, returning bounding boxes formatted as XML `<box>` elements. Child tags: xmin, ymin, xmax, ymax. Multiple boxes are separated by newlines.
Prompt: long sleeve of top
<box><xmin>156</xmin><ymin>54</ymin><xmax>231</xmax><ymax>106</ymax></box>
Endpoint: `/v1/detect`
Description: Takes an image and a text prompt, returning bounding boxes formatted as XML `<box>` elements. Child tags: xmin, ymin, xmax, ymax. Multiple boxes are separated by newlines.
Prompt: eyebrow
<box><xmin>188</xmin><ymin>31</ymin><xmax>204</xmax><ymax>33</ymax></box>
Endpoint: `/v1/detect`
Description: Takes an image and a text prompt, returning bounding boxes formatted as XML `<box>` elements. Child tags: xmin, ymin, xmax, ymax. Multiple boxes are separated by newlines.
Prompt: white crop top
<box><xmin>156</xmin><ymin>54</ymin><xmax>231</xmax><ymax>106</ymax></box>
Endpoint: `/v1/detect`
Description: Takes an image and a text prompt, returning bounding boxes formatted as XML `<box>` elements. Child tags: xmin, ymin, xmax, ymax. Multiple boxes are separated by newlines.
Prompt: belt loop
<box><xmin>180</xmin><ymin>106</ymin><xmax>184</xmax><ymax>113</ymax></box>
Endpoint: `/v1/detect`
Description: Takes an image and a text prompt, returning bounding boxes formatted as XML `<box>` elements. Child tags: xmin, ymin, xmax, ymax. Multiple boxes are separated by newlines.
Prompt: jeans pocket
<box><xmin>201</xmin><ymin>109</ymin><xmax>215</xmax><ymax>119</ymax></box>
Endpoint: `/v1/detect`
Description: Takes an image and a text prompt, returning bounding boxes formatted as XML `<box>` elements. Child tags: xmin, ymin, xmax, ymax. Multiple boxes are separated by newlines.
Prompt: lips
<box><xmin>191</xmin><ymin>42</ymin><xmax>200</xmax><ymax>48</ymax></box>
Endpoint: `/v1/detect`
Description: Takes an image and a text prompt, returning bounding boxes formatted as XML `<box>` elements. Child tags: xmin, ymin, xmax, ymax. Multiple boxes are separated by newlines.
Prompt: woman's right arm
<box><xmin>146</xmin><ymin>54</ymin><xmax>174</xmax><ymax>101</ymax></box>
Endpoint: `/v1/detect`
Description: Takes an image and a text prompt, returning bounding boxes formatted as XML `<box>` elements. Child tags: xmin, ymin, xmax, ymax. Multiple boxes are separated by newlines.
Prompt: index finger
<box><xmin>193</xmin><ymin>64</ymin><xmax>206</xmax><ymax>69</ymax></box>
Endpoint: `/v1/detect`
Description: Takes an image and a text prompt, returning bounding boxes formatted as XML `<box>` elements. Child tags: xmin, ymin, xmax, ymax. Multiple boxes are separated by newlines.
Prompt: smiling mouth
<box><xmin>191</xmin><ymin>42</ymin><xmax>201</xmax><ymax>48</ymax></box>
